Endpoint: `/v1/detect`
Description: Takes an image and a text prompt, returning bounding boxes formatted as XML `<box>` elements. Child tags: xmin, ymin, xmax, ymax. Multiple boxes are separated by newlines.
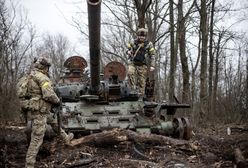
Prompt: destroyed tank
<box><xmin>54</xmin><ymin>0</ymin><xmax>192</xmax><ymax>140</ymax></box>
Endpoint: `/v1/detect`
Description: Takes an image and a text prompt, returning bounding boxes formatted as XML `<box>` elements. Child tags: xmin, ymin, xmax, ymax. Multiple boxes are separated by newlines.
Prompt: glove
<box><xmin>52</xmin><ymin>102</ymin><xmax>60</xmax><ymax>108</ymax></box>
<box><xmin>127</xmin><ymin>50</ymin><xmax>133</xmax><ymax>56</ymax></box>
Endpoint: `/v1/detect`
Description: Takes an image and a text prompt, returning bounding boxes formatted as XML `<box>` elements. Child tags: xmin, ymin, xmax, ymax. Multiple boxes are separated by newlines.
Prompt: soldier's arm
<box><xmin>41</xmin><ymin>80</ymin><xmax>60</xmax><ymax>104</ymax></box>
<box><xmin>35</xmin><ymin>73</ymin><xmax>60</xmax><ymax>104</ymax></box>
<box><xmin>148</xmin><ymin>41</ymin><xmax>156</xmax><ymax>68</ymax></box>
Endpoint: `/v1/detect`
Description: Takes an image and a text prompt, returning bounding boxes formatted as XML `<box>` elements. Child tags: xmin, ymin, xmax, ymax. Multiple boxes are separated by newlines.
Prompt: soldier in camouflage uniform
<box><xmin>127</xmin><ymin>28</ymin><xmax>156</xmax><ymax>97</ymax></box>
<box><xmin>25</xmin><ymin>55</ymin><xmax>73</xmax><ymax>168</ymax></box>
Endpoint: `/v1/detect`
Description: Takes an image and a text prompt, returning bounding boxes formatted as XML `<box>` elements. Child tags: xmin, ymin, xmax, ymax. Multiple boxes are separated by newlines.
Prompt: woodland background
<box><xmin>0</xmin><ymin>0</ymin><xmax>247</xmax><ymax>126</ymax></box>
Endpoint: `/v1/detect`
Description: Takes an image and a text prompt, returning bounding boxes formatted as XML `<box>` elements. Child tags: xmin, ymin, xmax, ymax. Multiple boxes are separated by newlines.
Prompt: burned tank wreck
<box><xmin>54</xmin><ymin>0</ymin><xmax>192</xmax><ymax>140</ymax></box>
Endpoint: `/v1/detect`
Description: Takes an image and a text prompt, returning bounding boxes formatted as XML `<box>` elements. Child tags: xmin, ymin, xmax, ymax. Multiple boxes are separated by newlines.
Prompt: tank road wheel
<box><xmin>181</xmin><ymin>117</ymin><xmax>192</xmax><ymax>140</ymax></box>
<box><xmin>172</xmin><ymin>118</ymin><xmax>184</xmax><ymax>139</ymax></box>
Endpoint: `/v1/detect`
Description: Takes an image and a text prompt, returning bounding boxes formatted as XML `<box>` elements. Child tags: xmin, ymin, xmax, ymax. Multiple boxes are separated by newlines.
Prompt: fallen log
<box><xmin>69</xmin><ymin>128</ymin><xmax>189</xmax><ymax>147</ymax></box>
<box><xmin>69</xmin><ymin>128</ymin><xmax>127</xmax><ymax>147</ymax></box>
<box><xmin>122</xmin><ymin>129</ymin><xmax>189</xmax><ymax>146</ymax></box>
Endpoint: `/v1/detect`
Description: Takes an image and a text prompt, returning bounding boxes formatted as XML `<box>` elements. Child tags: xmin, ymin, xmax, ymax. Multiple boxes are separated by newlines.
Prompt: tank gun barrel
<box><xmin>87</xmin><ymin>0</ymin><xmax>101</xmax><ymax>94</ymax></box>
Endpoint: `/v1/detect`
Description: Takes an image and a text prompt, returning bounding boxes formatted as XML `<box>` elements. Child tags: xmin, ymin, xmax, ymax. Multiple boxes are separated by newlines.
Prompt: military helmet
<box><xmin>137</xmin><ymin>28</ymin><xmax>148</xmax><ymax>36</ymax></box>
<box><xmin>37</xmin><ymin>55</ymin><xmax>51</xmax><ymax>67</ymax></box>
<box><xmin>34</xmin><ymin>54</ymin><xmax>51</xmax><ymax>69</ymax></box>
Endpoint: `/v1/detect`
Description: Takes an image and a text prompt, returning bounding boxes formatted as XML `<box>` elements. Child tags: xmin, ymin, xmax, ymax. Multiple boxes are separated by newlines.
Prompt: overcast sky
<box><xmin>20</xmin><ymin>0</ymin><xmax>88</xmax><ymax>55</ymax></box>
<box><xmin>19</xmin><ymin>0</ymin><xmax>248</xmax><ymax>61</ymax></box>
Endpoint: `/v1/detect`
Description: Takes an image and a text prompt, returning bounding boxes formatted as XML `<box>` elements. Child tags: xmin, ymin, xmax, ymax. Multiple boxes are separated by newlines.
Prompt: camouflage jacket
<box><xmin>27</xmin><ymin>68</ymin><xmax>60</xmax><ymax>114</ymax></box>
<box><xmin>127</xmin><ymin>39</ymin><xmax>156</xmax><ymax>67</ymax></box>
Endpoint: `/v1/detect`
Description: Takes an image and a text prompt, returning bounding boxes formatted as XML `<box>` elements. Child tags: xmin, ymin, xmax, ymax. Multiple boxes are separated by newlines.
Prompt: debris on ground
<box><xmin>0</xmin><ymin>123</ymin><xmax>248</xmax><ymax>168</ymax></box>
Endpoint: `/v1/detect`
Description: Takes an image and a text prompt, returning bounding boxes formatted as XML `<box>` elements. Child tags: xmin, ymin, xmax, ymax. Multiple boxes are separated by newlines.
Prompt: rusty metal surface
<box><xmin>181</xmin><ymin>117</ymin><xmax>192</xmax><ymax>140</ymax></box>
<box><xmin>60</xmin><ymin>56</ymin><xmax>88</xmax><ymax>83</ymax></box>
<box><xmin>173</xmin><ymin>118</ymin><xmax>184</xmax><ymax>139</ymax></box>
<box><xmin>104</xmin><ymin>61</ymin><xmax>126</xmax><ymax>81</ymax></box>
<box><xmin>64</xmin><ymin>56</ymin><xmax>87</xmax><ymax>70</ymax></box>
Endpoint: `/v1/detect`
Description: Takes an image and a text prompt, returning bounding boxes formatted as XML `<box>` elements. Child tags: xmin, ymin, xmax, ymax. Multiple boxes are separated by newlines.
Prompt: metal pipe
<box><xmin>87</xmin><ymin>0</ymin><xmax>101</xmax><ymax>94</ymax></box>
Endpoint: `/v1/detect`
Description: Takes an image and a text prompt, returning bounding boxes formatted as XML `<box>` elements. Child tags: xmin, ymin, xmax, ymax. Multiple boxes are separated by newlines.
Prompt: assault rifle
<box><xmin>52</xmin><ymin>98</ymin><xmax>62</xmax><ymax>134</ymax></box>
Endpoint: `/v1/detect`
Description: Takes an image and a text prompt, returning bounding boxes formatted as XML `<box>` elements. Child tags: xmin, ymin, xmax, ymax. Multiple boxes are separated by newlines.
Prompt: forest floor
<box><xmin>0</xmin><ymin>122</ymin><xmax>248</xmax><ymax>168</ymax></box>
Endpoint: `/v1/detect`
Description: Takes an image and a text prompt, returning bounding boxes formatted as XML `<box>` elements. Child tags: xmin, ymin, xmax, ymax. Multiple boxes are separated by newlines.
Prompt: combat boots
<box><xmin>60</xmin><ymin>129</ymin><xmax>74</xmax><ymax>145</ymax></box>
<box><xmin>65</xmin><ymin>133</ymin><xmax>74</xmax><ymax>145</ymax></box>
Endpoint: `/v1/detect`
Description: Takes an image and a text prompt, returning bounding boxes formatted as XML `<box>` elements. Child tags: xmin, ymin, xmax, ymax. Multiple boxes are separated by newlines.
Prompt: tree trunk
<box><xmin>134</xmin><ymin>0</ymin><xmax>152</xmax><ymax>28</ymax></box>
<box><xmin>191</xmin><ymin>29</ymin><xmax>201</xmax><ymax>118</ymax></box>
<box><xmin>213</xmin><ymin>33</ymin><xmax>222</xmax><ymax>114</ymax></box>
<box><xmin>246</xmin><ymin>50</ymin><xmax>248</xmax><ymax>118</ymax></box>
<box><xmin>208</xmin><ymin>0</ymin><xmax>215</xmax><ymax>116</ymax></box>
<box><xmin>177</xmin><ymin>0</ymin><xmax>190</xmax><ymax>104</ymax></box>
<box><xmin>169</xmin><ymin>0</ymin><xmax>176</xmax><ymax>102</ymax></box>
<box><xmin>199</xmin><ymin>0</ymin><xmax>209</xmax><ymax>118</ymax></box>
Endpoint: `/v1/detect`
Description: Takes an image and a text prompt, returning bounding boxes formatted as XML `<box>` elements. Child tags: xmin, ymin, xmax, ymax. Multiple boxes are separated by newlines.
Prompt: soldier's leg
<box><xmin>127</xmin><ymin>63</ymin><xmax>137</xmax><ymax>90</ymax></box>
<box><xmin>47</xmin><ymin>113</ymin><xmax>59</xmax><ymax>133</ymax></box>
<box><xmin>137</xmin><ymin>65</ymin><xmax>147</xmax><ymax>97</ymax></box>
<box><xmin>25</xmin><ymin>114</ymin><xmax>47</xmax><ymax>168</ymax></box>
<box><xmin>47</xmin><ymin>113</ymin><xmax>73</xmax><ymax>144</ymax></box>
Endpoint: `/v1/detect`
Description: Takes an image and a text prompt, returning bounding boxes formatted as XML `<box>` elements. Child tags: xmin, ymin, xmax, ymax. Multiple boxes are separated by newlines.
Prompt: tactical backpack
<box><xmin>16</xmin><ymin>75</ymin><xmax>32</xmax><ymax>99</ymax></box>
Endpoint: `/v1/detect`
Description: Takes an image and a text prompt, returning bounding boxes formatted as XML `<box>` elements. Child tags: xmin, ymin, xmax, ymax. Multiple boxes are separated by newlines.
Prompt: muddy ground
<box><xmin>0</xmin><ymin>123</ymin><xmax>248</xmax><ymax>168</ymax></box>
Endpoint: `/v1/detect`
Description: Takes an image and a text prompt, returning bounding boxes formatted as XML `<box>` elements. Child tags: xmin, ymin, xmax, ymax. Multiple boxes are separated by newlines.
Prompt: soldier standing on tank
<box><xmin>24</xmin><ymin>55</ymin><xmax>74</xmax><ymax>168</ymax></box>
<box><xmin>127</xmin><ymin>28</ymin><xmax>156</xmax><ymax>97</ymax></box>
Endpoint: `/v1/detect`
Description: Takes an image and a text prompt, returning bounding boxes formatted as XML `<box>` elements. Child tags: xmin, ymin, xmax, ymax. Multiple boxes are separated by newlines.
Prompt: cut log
<box><xmin>69</xmin><ymin>128</ymin><xmax>189</xmax><ymax>147</ymax></box>
<box><xmin>122</xmin><ymin>129</ymin><xmax>189</xmax><ymax>146</ymax></box>
<box><xmin>69</xmin><ymin>128</ymin><xmax>128</xmax><ymax>147</ymax></box>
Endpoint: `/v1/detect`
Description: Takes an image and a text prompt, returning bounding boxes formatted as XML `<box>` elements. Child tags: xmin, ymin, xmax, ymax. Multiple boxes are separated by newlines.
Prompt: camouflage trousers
<box><xmin>25</xmin><ymin>112</ymin><xmax>70</xmax><ymax>168</ymax></box>
<box><xmin>25</xmin><ymin>113</ymin><xmax>47</xmax><ymax>168</ymax></box>
<box><xmin>127</xmin><ymin>63</ymin><xmax>147</xmax><ymax>96</ymax></box>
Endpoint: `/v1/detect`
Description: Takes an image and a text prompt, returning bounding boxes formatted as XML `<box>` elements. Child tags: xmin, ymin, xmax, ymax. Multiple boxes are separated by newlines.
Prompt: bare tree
<box><xmin>198</xmin><ymin>0</ymin><xmax>209</xmax><ymax>117</ymax></box>
<box><xmin>133</xmin><ymin>0</ymin><xmax>152</xmax><ymax>28</ymax></box>
<box><xmin>168</xmin><ymin>0</ymin><xmax>176</xmax><ymax>102</ymax></box>
<box><xmin>35</xmin><ymin>33</ymin><xmax>70</xmax><ymax>83</ymax></box>
<box><xmin>0</xmin><ymin>0</ymin><xmax>35</xmax><ymax>120</ymax></box>
<box><xmin>246</xmin><ymin>47</ymin><xmax>248</xmax><ymax>115</ymax></box>
<box><xmin>176</xmin><ymin>0</ymin><xmax>196</xmax><ymax>103</ymax></box>
<box><xmin>246</xmin><ymin>49</ymin><xmax>248</xmax><ymax>118</ymax></box>
<box><xmin>208</xmin><ymin>0</ymin><xmax>215</xmax><ymax>114</ymax></box>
